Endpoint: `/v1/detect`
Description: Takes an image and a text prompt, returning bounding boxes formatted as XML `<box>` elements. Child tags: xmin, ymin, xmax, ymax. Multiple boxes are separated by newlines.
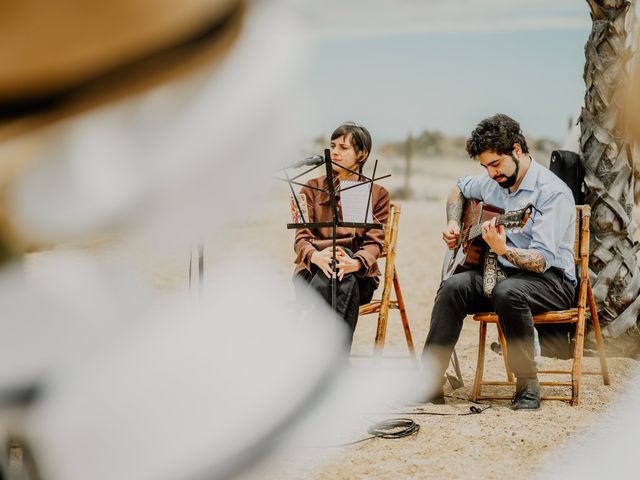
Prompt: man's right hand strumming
<box><xmin>442</xmin><ymin>220</ymin><xmax>460</xmax><ymax>250</ymax></box>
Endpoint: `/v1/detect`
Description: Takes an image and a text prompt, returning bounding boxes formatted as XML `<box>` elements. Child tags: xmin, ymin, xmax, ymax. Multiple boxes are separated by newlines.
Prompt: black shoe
<box><xmin>511</xmin><ymin>378</ymin><xmax>541</xmax><ymax>410</ymax></box>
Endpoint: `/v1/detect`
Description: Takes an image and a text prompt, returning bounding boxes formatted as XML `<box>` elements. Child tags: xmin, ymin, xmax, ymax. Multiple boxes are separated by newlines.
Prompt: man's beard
<box><xmin>495</xmin><ymin>155</ymin><xmax>520</xmax><ymax>189</ymax></box>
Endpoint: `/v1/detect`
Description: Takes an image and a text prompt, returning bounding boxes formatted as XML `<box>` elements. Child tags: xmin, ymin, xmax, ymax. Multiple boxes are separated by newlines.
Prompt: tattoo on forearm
<box><xmin>502</xmin><ymin>248</ymin><xmax>545</xmax><ymax>273</ymax></box>
<box><xmin>446</xmin><ymin>188</ymin><xmax>464</xmax><ymax>224</ymax></box>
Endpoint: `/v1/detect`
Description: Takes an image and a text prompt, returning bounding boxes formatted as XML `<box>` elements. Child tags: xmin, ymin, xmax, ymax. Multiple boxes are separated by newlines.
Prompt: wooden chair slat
<box><xmin>475</xmin><ymin>309</ymin><xmax>581</xmax><ymax>323</ymax></box>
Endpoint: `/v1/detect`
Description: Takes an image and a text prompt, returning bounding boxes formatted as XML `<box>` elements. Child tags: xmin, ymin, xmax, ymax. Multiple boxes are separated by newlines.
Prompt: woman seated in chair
<box><xmin>293</xmin><ymin>121</ymin><xmax>390</xmax><ymax>347</ymax></box>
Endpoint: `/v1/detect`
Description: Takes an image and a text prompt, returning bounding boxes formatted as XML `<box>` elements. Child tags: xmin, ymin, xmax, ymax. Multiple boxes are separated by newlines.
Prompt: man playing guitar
<box><xmin>421</xmin><ymin>114</ymin><xmax>577</xmax><ymax>410</ymax></box>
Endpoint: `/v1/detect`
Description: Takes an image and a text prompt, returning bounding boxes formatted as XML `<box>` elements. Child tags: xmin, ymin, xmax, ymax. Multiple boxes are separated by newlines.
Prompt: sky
<box><xmin>292</xmin><ymin>0</ymin><xmax>596</xmax><ymax>144</ymax></box>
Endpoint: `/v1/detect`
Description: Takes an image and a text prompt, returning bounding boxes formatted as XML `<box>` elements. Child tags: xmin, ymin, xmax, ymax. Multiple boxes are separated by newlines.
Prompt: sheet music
<box><xmin>340</xmin><ymin>180</ymin><xmax>373</xmax><ymax>223</ymax></box>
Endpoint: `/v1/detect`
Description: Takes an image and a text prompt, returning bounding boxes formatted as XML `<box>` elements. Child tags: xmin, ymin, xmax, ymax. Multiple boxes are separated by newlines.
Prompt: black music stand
<box><xmin>279</xmin><ymin>148</ymin><xmax>390</xmax><ymax>311</ymax></box>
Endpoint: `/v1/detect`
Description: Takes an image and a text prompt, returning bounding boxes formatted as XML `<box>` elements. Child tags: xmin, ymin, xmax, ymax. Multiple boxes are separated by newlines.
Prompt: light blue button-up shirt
<box><xmin>457</xmin><ymin>159</ymin><xmax>576</xmax><ymax>284</ymax></box>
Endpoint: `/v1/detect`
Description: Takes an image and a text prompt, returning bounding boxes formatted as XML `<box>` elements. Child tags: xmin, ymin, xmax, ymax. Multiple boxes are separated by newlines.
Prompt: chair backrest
<box><xmin>574</xmin><ymin>205</ymin><xmax>589</xmax><ymax>261</ymax></box>
<box><xmin>575</xmin><ymin>205</ymin><xmax>591</xmax><ymax>309</ymax></box>
<box><xmin>380</xmin><ymin>202</ymin><xmax>400</xmax><ymax>259</ymax></box>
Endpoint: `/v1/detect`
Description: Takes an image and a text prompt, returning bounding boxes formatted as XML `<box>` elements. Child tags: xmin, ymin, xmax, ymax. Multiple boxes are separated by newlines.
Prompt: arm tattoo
<box><xmin>446</xmin><ymin>187</ymin><xmax>465</xmax><ymax>224</ymax></box>
<box><xmin>502</xmin><ymin>248</ymin><xmax>545</xmax><ymax>273</ymax></box>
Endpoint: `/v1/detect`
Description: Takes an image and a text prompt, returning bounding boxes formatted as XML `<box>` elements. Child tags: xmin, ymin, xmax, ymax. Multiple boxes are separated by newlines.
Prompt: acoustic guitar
<box><xmin>441</xmin><ymin>199</ymin><xmax>534</xmax><ymax>281</ymax></box>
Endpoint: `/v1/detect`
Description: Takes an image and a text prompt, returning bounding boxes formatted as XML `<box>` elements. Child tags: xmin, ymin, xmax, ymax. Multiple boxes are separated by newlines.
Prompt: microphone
<box><xmin>284</xmin><ymin>155</ymin><xmax>325</xmax><ymax>169</ymax></box>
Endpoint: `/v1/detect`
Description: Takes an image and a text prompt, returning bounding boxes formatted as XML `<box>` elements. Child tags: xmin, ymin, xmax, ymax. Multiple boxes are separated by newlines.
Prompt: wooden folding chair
<box><xmin>471</xmin><ymin>205</ymin><xmax>610</xmax><ymax>405</ymax></box>
<box><xmin>358</xmin><ymin>202</ymin><xmax>418</xmax><ymax>366</ymax></box>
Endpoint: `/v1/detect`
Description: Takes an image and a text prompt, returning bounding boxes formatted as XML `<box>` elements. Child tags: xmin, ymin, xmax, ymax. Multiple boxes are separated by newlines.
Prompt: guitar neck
<box><xmin>464</xmin><ymin>215</ymin><xmax>510</xmax><ymax>243</ymax></box>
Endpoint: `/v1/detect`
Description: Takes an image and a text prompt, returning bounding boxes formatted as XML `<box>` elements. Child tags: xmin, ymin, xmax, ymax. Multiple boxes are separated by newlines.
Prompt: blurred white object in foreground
<box><xmin>27</xmin><ymin>262</ymin><xmax>423</xmax><ymax>480</ymax></box>
<box><xmin>0</xmin><ymin>251</ymin><xmax>151</xmax><ymax>390</ymax></box>
<box><xmin>5</xmin><ymin>0</ymin><xmax>304</xmax><ymax>253</ymax></box>
<box><xmin>25</xmin><ymin>261</ymin><xmax>346</xmax><ymax>480</ymax></box>
<box><xmin>536</xmin><ymin>364</ymin><xmax>640</xmax><ymax>479</ymax></box>
<box><xmin>13</xmin><ymin>252</ymin><xmax>420</xmax><ymax>480</ymax></box>
<box><xmin>0</xmin><ymin>1</ymin><xmax>427</xmax><ymax>479</ymax></box>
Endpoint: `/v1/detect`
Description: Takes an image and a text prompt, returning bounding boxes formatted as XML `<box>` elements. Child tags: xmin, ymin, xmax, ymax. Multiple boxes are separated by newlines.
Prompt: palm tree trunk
<box><xmin>580</xmin><ymin>0</ymin><xmax>640</xmax><ymax>344</ymax></box>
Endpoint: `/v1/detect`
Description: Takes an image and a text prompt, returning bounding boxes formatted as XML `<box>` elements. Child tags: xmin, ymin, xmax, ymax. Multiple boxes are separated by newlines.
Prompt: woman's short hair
<box><xmin>331</xmin><ymin>121</ymin><xmax>372</xmax><ymax>165</ymax></box>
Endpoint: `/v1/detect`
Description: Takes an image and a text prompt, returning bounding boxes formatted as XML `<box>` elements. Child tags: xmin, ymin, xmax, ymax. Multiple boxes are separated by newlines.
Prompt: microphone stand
<box><xmin>279</xmin><ymin>149</ymin><xmax>389</xmax><ymax>312</ymax></box>
<box><xmin>322</xmin><ymin>148</ymin><xmax>340</xmax><ymax>308</ymax></box>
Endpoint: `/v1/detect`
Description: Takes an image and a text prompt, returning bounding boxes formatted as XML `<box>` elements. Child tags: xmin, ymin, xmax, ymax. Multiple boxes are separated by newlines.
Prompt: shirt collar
<box><xmin>515</xmin><ymin>157</ymin><xmax>538</xmax><ymax>192</ymax></box>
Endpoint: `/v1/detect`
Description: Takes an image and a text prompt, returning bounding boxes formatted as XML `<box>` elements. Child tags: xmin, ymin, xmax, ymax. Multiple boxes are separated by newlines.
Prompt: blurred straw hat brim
<box><xmin>0</xmin><ymin>0</ymin><xmax>244</xmax><ymax>142</ymax></box>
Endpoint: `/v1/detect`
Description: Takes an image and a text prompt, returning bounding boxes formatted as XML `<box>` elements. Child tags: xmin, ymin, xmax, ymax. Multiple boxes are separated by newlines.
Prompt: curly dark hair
<box><xmin>465</xmin><ymin>113</ymin><xmax>529</xmax><ymax>159</ymax></box>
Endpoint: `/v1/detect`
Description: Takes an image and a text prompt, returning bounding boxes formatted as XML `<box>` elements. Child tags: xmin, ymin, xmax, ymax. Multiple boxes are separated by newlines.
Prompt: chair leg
<box><xmin>472</xmin><ymin>321</ymin><xmax>488</xmax><ymax>401</ymax></box>
<box><xmin>571</xmin><ymin>309</ymin><xmax>586</xmax><ymax>406</ymax></box>
<box><xmin>373</xmin><ymin>282</ymin><xmax>393</xmax><ymax>360</ymax></box>
<box><xmin>496</xmin><ymin>323</ymin><xmax>514</xmax><ymax>383</ymax></box>
<box><xmin>393</xmin><ymin>270</ymin><xmax>418</xmax><ymax>367</ymax></box>
<box><xmin>373</xmin><ymin>311</ymin><xmax>389</xmax><ymax>359</ymax></box>
<box><xmin>588</xmin><ymin>282</ymin><xmax>610</xmax><ymax>385</ymax></box>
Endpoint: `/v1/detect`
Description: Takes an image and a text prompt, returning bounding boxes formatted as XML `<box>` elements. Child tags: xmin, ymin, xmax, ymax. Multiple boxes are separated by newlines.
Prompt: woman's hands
<box><xmin>310</xmin><ymin>247</ymin><xmax>334</xmax><ymax>278</ymax></box>
<box><xmin>336</xmin><ymin>250</ymin><xmax>363</xmax><ymax>280</ymax></box>
<box><xmin>310</xmin><ymin>247</ymin><xmax>363</xmax><ymax>280</ymax></box>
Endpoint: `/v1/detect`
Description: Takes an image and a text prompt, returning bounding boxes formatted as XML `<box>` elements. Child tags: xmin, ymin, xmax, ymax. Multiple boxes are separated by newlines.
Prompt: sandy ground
<box><xmin>220</xmin><ymin>156</ymin><xmax>639</xmax><ymax>480</ymax></box>
<box><xmin>35</xmin><ymin>155</ymin><xmax>638</xmax><ymax>479</ymax></box>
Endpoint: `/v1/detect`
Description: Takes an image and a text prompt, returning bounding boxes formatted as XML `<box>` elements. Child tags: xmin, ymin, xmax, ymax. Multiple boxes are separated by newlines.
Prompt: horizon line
<box><xmin>312</xmin><ymin>18</ymin><xmax>591</xmax><ymax>40</ymax></box>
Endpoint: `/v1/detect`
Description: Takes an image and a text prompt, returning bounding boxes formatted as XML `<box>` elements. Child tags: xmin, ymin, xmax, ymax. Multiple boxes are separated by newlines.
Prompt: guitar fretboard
<box><xmin>460</xmin><ymin>217</ymin><xmax>510</xmax><ymax>245</ymax></box>
<box><xmin>456</xmin><ymin>202</ymin><xmax>533</xmax><ymax>248</ymax></box>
